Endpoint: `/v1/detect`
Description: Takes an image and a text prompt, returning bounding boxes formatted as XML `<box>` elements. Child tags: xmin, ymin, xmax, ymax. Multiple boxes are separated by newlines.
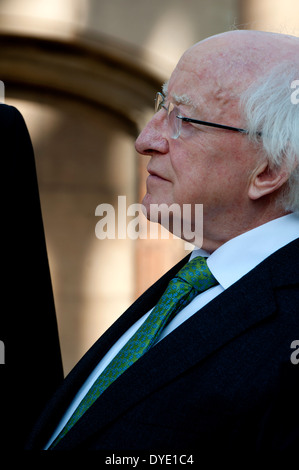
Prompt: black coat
<box><xmin>26</xmin><ymin>238</ymin><xmax>299</xmax><ymax>456</ymax></box>
<box><xmin>0</xmin><ymin>104</ymin><xmax>64</xmax><ymax>449</ymax></box>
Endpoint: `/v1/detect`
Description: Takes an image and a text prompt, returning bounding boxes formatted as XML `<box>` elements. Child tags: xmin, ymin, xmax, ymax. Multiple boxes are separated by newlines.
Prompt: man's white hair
<box><xmin>241</xmin><ymin>62</ymin><xmax>299</xmax><ymax>212</ymax></box>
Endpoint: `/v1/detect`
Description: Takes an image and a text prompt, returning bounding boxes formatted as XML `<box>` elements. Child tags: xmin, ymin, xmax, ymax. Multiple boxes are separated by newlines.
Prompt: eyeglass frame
<box><xmin>155</xmin><ymin>92</ymin><xmax>249</xmax><ymax>138</ymax></box>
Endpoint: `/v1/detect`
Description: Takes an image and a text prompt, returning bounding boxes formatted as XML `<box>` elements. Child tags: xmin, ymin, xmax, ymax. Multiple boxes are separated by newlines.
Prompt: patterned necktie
<box><xmin>50</xmin><ymin>256</ymin><xmax>217</xmax><ymax>448</ymax></box>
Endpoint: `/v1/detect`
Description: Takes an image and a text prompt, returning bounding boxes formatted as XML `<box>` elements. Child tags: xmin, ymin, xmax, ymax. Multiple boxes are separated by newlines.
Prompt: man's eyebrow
<box><xmin>162</xmin><ymin>81</ymin><xmax>169</xmax><ymax>97</ymax></box>
<box><xmin>161</xmin><ymin>81</ymin><xmax>193</xmax><ymax>107</ymax></box>
<box><xmin>172</xmin><ymin>93</ymin><xmax>193</xmax><ymax>106</ymax></box>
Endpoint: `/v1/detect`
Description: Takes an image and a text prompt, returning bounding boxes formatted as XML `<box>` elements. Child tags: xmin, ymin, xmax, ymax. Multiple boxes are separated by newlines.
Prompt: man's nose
<box><xmin>135</xmin><ymin>111</ymin><xmax>169</xmax><ymax>156</ymax></box>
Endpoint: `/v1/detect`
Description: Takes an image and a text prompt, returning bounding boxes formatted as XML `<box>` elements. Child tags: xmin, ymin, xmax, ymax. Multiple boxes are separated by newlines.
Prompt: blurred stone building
<box><xmin>0</xmin><ymin>0</ymin><xmax>298</xmax><ymax>374</ymax></box>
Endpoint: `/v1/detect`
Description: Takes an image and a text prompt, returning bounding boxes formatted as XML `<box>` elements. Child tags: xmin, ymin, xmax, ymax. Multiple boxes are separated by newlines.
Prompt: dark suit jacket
<box><xmin>26</xmin><ymin>238</ymin><xmax>299</xmax><ymax>456</ymax></box>
<box><xmin>0</xmin><ymin>104</ymin><xmax>64</xmax><ymax>449</ymax></box>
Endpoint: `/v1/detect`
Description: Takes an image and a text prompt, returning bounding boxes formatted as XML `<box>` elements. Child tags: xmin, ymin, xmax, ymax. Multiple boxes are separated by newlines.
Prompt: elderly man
<box><xmin>26</xmin><ymin>30</ymin><xmax>299</xmax><ymax>455</ymax></box>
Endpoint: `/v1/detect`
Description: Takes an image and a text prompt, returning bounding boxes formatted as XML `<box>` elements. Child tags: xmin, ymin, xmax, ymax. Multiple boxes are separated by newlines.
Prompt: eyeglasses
<box><xmin>155</xmin><ymin>92</ymin><xmax>249</xmax><ymax>139</ymax></box>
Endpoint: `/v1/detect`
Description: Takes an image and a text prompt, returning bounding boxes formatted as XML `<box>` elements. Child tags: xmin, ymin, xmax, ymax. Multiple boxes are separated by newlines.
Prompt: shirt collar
<box><xmin>190</xmin><ymin>213</ymin><xmax>299</xmax><ymax>289</ymax></box>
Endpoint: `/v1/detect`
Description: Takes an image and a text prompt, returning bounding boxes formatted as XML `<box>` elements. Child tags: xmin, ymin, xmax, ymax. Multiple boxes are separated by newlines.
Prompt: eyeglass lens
<box><xmin>168</xmin><ymin>102</ymin><xmax>181</xmax><ymax>139</ymax></box>
<box><xmin>155</xmin><ymin>93</ymin><xmax>164</xmax><ymax>113</ymax></box>
<box><xmin>155</xmin><ymin>93</ymin><xmax>181</xmax><ymax>139</ymax></box>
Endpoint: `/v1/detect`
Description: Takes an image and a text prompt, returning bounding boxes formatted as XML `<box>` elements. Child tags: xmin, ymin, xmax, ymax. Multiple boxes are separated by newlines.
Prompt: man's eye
<box><xmin>181</xmin><ymin>119</ymin><xmax>205</xmax><ymax>135</ymax></box>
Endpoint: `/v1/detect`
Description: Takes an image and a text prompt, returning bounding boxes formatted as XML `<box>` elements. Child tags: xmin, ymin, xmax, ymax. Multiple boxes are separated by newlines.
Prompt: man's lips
<box><xmin>147</xmin><ymin>168</ymin><xmax>170</xmax><ymax>182</ymax></box>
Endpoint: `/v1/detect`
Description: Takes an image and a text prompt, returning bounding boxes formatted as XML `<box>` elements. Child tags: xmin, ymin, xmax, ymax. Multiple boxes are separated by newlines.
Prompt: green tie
<box><xmin>50</xmin><ymin>256</ymin><xmax>217</xmax><ymax>448</ymax></box>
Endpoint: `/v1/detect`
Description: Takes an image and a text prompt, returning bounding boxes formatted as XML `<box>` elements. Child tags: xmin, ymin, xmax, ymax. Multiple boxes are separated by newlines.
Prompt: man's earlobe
<box><xmin>248</xmin><ymin>160</ymin><xmax>290</xmax><ymax>200</ymax></box>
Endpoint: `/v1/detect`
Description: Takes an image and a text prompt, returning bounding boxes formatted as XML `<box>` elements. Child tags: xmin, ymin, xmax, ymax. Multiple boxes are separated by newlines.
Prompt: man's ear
<box><xmin>248</xmin><ymin>160</ymin><xmax>290</xmax><ymax>200</ymax></box>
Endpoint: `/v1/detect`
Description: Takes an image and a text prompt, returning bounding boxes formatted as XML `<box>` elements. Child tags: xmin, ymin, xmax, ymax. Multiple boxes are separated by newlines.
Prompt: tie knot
<box><xmin>175</xmin><ymin>256</ymin><xmax>217</xmax><ymax>293</ymax></box>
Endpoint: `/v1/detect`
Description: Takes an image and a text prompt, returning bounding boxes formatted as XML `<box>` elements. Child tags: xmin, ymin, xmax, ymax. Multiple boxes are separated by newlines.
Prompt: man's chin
<box><xmin>141</xmin><ymin>193</ymin><xmax>159</xmax><ymax>222</ymax></box>
<box><xmin>141</xmin><ymin>196</ymin><xmax>180</xmax><ymax>230</ymax></box>
<box><xmin>141</xmin><ymin>198</ymin><xmax>159</xmax><ymax>224</ymax></box>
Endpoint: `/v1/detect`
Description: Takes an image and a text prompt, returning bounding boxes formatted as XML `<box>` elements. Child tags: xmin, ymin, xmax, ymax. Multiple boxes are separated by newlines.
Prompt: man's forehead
<box><xmin>165</xmin><ymin>56</ymin><xmax>229</xmax><ymax>111</ymax></box>
<box><xmin>165</xmin><ymin>51</ymin><xmax>246</xmax><ymax>122</ymax></box>
<box><xmin>166</xmin><ymin>36</ymin><xmax>262</xmax><ymax>107</ymax></box>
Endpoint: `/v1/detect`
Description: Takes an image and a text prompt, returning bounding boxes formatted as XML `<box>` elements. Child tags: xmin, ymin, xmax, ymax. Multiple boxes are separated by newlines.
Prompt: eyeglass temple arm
<box><xmin>178</xmin><ymin>116</ymin><xmax>248</xmax><ymax>134</ymax></box>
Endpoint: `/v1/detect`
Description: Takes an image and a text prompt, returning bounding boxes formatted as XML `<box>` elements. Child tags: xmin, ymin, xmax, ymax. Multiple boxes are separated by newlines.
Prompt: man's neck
<box><xmin>199</xmin><ymin>209</ymin><xmax>291</xmax><ymax>253</ymax></box>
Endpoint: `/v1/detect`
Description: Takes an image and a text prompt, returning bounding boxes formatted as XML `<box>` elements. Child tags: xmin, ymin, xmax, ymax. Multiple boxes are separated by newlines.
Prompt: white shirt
<box><xmin>45</xmin><ymin>213</ymin><xmax>299</xmax><ymax>448</ymax></box>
